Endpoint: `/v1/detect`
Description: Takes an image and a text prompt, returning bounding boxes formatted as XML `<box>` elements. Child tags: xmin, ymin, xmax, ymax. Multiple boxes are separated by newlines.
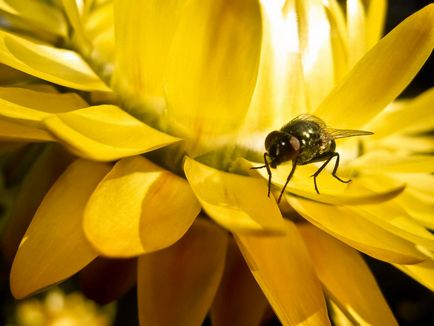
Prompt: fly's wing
<box><xmin>327</xmin><ymin>128</ymin><xmax>374</xmax><ymax>139</ymax></box>
<box><xmin>290</xmin><ymin>114</ymin><xmax>326</xmax><ymax>126</ymax></box>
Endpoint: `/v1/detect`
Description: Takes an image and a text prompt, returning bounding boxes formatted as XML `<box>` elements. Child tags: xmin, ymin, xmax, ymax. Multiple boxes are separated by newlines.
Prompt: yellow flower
<box><xmin>0</xmin><ymin>0</ymin><xmax>433</xmax><ymax>325</ymax></box>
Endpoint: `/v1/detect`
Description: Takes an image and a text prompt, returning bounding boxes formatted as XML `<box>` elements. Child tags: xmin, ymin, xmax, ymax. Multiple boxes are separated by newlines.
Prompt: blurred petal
<box><xmin>137</xmin><ymin>219</ymin><xmax>228</xmax><ymax>326</ymax></box>
<box><xmin>61</xmin><ymin>0</ymin><xmax>91</xmax><ymax>53</ymax></box>
<box><xmin>396</xmin><ymin>190</ymin><xmax>434</xmax><ymax>230</ymax></box>
<box><xmin>299</xmin><ymin>224</ymin><xmax>398</xmax><ymax>325</ymax></box>
<box><xmin>10</xmin><ymin>159</ymin><xmax>111</xmax><ymax>298</ymax></box>
<box><xmin>395</xmin><ymin>260</ymin><xmax>434</xmax><ymax>291</ymax></box>
<box><xmin>1</xmin><ymin>145</ymin><xmax>73</xmax><ymax>264</ymax></box>
<box><xmin>84</xmin><ymin>156</ymin><xmax>200</xmax><ymax>257</ymax></box>
<box><xmin>365</xmin><ymin>0</ymin><xmax>387</xmax><ymax>48</ymax></box>
<box><xmin>235</xmin><ymin>221</ymin><xmax>330</xmax><ymax>325</ymax></box>
<box><xmin>112</xmin><ymin>0</ymin><xmax>188</xmax><ymax>101</ymax></box>
<box><xmin>348</xmin><ymin>151</ymin><xmax>434</xmax><ymax>173</ymax></box>
<box><xmin>373</xmin><ymin>135</ymin><xmax>434</xmax><ymax>153</ymax></box>
<box><xmin>184</xmin><ymin>157</ymin><xmax>287</xmax><ymax>234</ymax></box>
<box><xmin>346</xmin><ymin>0</ymin><xmax>366</xmax><ymax>66</ymax></box>
<box><xmin>0</xmin><ymin>87</ymin><xmax>87</xmax><ymax>124</ymax></box>
<box><xmin>315</xmin><ymin>5</ymin><xmax>434</xmax><ymax>129</ymax></box>
<box><xmin>43</xmin><ymin>105</ymin><xmax>180</xmax><ymax>161</ymax></box>
<box><xmin>0</xmin><ymin>0</ymin><xmax>67</xmax><ymax>37</ymax></box>
<box><xmin>166</xmin><ymin>0</ymin><xmax>262</xmax><ymax>144</ymax></box>
<box><xmin>0</xmin><ymin>119</ymin><xmax>53</xmax><ymax>142</ymax></box>
<box><xmin>211</xmin><ymin>240</ymin><xmax>268</xmax><ymax>326</ymax></box>
<box><xmin>0</xmin><ymin>31</ymin><xmax>109</xmax><ymax>91</ymax></box>
<box><xmin>79</xmin><ymin>257</ymin><xmax>137</xmax><ymax>305</ymax></box>
<box><xmin>288</xmin><ymin>197</ymin><xmax>428</xmax><ymax>264</ymax></box>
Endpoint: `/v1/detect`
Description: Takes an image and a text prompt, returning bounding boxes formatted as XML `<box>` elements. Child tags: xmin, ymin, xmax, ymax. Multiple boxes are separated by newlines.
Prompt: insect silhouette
<box><xmin>252</xmin><ymin>114</ymin><xmax>373</xmax><ymax>203</ymax></box>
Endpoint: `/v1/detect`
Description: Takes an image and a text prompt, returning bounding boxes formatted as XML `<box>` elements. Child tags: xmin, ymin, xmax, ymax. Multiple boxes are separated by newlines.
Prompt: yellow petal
<box><xmin>61</xmin><ymin>0</ymin><xmax>91</xmax><ymax>53</ymax></box>
<box><xmin>83</xmin><ymin>156</ymin><xmax>200</xmax><ymax>257</ymax></box>
<box><xmin>0</xmin><ymin>30</ymin><xmax>109</xmax><ymax>91</ymax></box>
<box><xmin>165</xmin><ymin>0</ymin><xmax>262</xmax><ymax>144</ymax></box>
<box><xmin>346</xmin><ymin>0</ymin><xmax>366</xmax><ymax>66</ymax></box>
<box><xmin>396</xmin><ymin>189</ymin><xmax>434</xmax><ymax>230</ymax></box>
<box><xmin>137</xmin><ymin>218</ymin><xmax>228</xmax><ymax>326</ymax></box>
<box><xmin>235</xmin><ymin>220</ymin><xmax>330</xmax><ymax>325</ymax></box>
<box><xmin>299</xmin><ymin>224</ymin><xmax>398</xmax><ymax>325</ymax></box>
<box><xmin>288</xmin><ymin>197</ymin><xmax>428</xmax><ymax>264</ymax></box>
<box><xmin>355</xmin><ymin>202</ymin><xmax>434</xmax><ymax>251</ymax></box>
<box><xmin>1</xmin><ymin>144</ymin><xmax>73</xmax><ymax>264</ymax></box>
<box><xmin>245</xmin><ymin>159</ymin><xmax>404</xmax><ymax>205</ymax></box>
<box><xmin>373</xmin><ymin>135</ymin><xmax>434</xmax><ymax>153</ymax></box>
<box><xmin>298</xmin><ymin>0</ymin><xmax>335</xmax><ymax>110</ymax></box>
<box><xmin>0</xmin><ymin>87</ymin><xmax>87</xmax><ymax>125</ymax></box>
<box><xmin>395</xmin><ymin>260</ymin><xmax>434</xmax><ymax>291</ymax></box>
<box><xmin>0</xmin><ymin>119</ymin><xmax>53</xmax><ymax>142</ymax></box>
<box><xmin>348</xmin><ymin>151</ymin><xmax>434</xmax><ymax>173</ymax></box>
<box><xmin>315</xmin><ymin>4</ymin><xmax>434</xmax><ymax>129</ymax></box>
<box><xmin>365</xmin><ymin>0</ymin><xmax>387</xmax><ymax>49</ymax></box>
<box><xmin>184</xmin><ymin>157</ymin><xmax>287</xmax><ymax>234</ymax></box>
<box><xmin>10</xmin><ymin>159</ymin><xmax>111</xmax><ymax>298</ymax></box>
<box><xmin>112</xmin><ymin>0</ymin><xmax>188</xmax><ymax>102</ymax></box>
<box><xmin>43</xmin><ymin>105</ymin><xmax>180</xmax><ymax>161</ymax></box>
<box><xmin>0</xmin><ymin>0</ymin><xmax>67</xmax><ymax>38</ymax></box>
<box><xmin>211</xmin><ymin>240</ymin><xmax>268</xmax><ymax>326</ymax></box>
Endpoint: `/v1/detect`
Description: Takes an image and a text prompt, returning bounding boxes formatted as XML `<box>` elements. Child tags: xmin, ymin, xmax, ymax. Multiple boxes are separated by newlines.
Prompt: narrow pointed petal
<box><xmin>137</xmin><ymin>219</ymin><xmax>228</xmax><ymax>326</ymax></box>
<box><xmin>395</xmin><ymin>260</ymin><xmax>434</xmax><ymax>291</ymax></box>
<box><xmin>10</xmin><ymin>159</ymin><xmax>111</xmax><ymax>298</ymax></box>
<box><xmin>184</xmin><ymin>157</ymin><xmax>287</xmax><ymax>234</ymax></box>
<box><xmin>315</xmin><ymin>5</ymin><xmax>434</xmax><ymax>129</ymax></box>
<box><xmin>299</xmin><ymin>224</ymin><xmax>398</xmax><ymax>325</ymax></box>
<box><xmin>61</xmin><ymin>0</ymin><xmax>91</xmax><ymax>53</ymax></box>
<box><xmin>84</xmin><ymin>156</ymin><xmax>200</xmax><ymax>257</ymax></box>
<box><xmin>211</xmin><ymin>240</ymin><xmax>268</xmax><ymax>326</ymax></box>
<box><xmin>0</xmin><ymin>31</ymin><xmax>109</xmax><ymax>91</ymax></box>
<box><xmin>0</xmin><ymin>0</ymin><xmax>67</xmax><ymax>37</ymax></box>
<box><xmin>288</xmin><ymin>197</ymin><xmax>428</xmax><ymax>264</ymax></box>
<box><xmin>0</xmin><ymin>119</ymin><xmax>54</xmax><ymax>142</ymax></box>
<box><xmin>346</xmin><ymin>0</ymin><xmax>366</xmax><ymax>66</ymax></box>
<box><xmin>235</xmin><ymin>221</ymin><xmax>330</xmax><ymax>325</ymax></box>
<box><xmin>365</xmin><ymin>0</ymin><xmax>387</xmax><ymax>48</ymax></box>
<box><xmin>43</xmin><ymin>105</ymin><xmax>180</xmax><ymax>161</ymax></box>
<box><xmin>0</xmin><ymin>87</ymin><xmax>87</xmax><ymax>124</ymax></box>
<box><xmin>165</xmin><ymin>0</ymin><xmax>262</xmax><ymax>144</ymax></box>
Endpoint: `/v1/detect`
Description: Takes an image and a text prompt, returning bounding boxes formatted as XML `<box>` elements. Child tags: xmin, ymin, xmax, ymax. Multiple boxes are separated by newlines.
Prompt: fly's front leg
<box><xmin>311</xmin><ymin>152</ymin><xmax>350</xmax><ymax>194</ymax></box>
<box><xmin>277</xmin><ymin>158</ymin><xmax>298</xmax><ymax>203</ymax></box>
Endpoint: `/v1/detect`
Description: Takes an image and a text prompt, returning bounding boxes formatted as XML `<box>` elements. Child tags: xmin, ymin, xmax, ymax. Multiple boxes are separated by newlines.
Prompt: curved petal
<box><xmin>10</xmin><ymin>159</ymin><xmax>111</xmax><ymax>298</ymax></box>
<box><xmin>137</xmin><ymin>218</ymin><xmax>228</xmax><ymax>326</ymax></box>
<box><xmin>83</xmin><ymin>156</ymin><xmax>201</xmax><ymax>257</ymax></box>
<box><xmin>165</xmin><ymin>0</ymin><xmax>262</xmax><ymax>146</ymax></box>
<box><xmin>0</xmin><ymin>30</ymin><xmax>109</xmax><ymax>91</ymax></box>
<box><xmin>288</xmin><ymin>196</ymin><xmax>428</xmax><ymax>264</ymax></box>
<box><xmin>395</xmin><ymin>260</ymin><xmax>434</xmax><ymax>292</ymax></box>
<box><xmin>235</xmin><ymin>220</ymin><xmax>330</xmax><ymax>325</ymax></box>
<box><xmin>314</xmin><ymin>5</ymin><xmax>434</xmax><ymax>129</ymax></box>
<box><xmin>184</xmin><ymin>157</ymin><xmax>287</xmax><ymax>235</ymax></box>
<box><xmin>299</xmin><ymin>224</ymin><xmax>398</xmax><ymax>325</ymax></box>
<box><xmin>0</xmin><ymin>119</ymin><xmax>54</xmax><ymax>141</ymax></box>
<box><xmin>211</xmin><ymin>240</ymin><xmax>268</xmax><ymax>326</ymax></box>
<box><xmin>43</xmin><ymin>105</ymin><xmax>180</xmax><ymax>161</ymax></box>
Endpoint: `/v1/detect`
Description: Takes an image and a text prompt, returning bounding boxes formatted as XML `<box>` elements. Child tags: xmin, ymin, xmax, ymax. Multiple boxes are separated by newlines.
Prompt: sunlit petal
<box><xmin>365</xmin><ymin>0</ymin><xmax>387</xmax><ymax>48</ymax></box>
<box><xmin>61</xmin><ymin>0</ymin><xmax>91</xmax><ymax>53</ymax></box>
<box><xmin>10</xmin><ymin>159</ymin><xmax>111</xmax><ymax>298</ymax></box>
<box><xmin>184</xmin><ymin>157</ymin><xmax>287</xmax><ymax>234</ymax></box>
<box><xmin>235</xmin><ymin>221</ymin><xmax>330</xmax><ymax>325</ymax></box>
<box><xmin>315</xmin><ymin>5</ymin><xmax>434</xmax><ymax>129</ymax></box>
<box><xmin>299</xmin><ymin>224</ymin><xmax>397</xmax><ymax>325</ymax></box>
<box><xmin>395</xmin><ymin>260</ymin><xmax>434</xmax><ymax>292</ymax></box>
<box><xmin>137</xmin><ymin>219</ymin><xmax>228</xmax><ymax>326</ymax></box>
<box><xmin>346</xmin><ymin>0</ymin><xmax>366</xmax><ymax>66</ymax></box>
<box><xmin>43</xmin><ymin>105</ymin><xmax>180</xmax><ymax>161</ymax></box>
<box><xmin>288</xmin><ymin>197</ymin><xmax>428</xmax><ymax>264</ymax></box>
<box><xmin>84</xmin><ymin>156</ymin><xmax>200</xmax><ymax>257</ymax></box>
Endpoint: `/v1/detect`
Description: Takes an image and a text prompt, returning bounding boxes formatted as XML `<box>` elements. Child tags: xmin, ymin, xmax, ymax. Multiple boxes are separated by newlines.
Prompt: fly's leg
<box><xmin>277</xmin><ymin>158</ymin><xmax>298</xmax><ymax>204</ymax></box>
<box><xmin>251</xmin><ymin>153</ymin><xmax>273</xmax><ymax>197</ymax></box>
<box><xmin>312</xmin><ymin>152</ymin><xmax>350</xmax><ymax>194</ymax></box>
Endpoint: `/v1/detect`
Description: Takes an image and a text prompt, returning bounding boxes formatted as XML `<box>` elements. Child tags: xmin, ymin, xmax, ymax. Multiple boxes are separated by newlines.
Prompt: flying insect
<box><xmin>253</xmin><ymin>114</ymin><xmax>373</xmax><ymax>203</ymax></box>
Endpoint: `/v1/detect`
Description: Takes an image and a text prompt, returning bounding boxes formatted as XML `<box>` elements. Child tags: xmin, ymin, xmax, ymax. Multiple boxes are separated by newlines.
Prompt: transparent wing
<box><xmin>327</xmin><ymin>128</ymin><xmax>374</xmax><ymax>139</ymax></box>
<box><xmin>289</xmin><ymin>114</ymin><xmax>327</xmax><ymax>128</ymax></box>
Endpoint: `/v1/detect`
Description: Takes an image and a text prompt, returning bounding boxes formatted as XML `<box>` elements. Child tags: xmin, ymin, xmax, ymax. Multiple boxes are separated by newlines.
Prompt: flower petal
<box><xmin>315</xmin><ymin>4</ymin><xmax>434</xmax><ymax>129</ymax></box>
<box><xmin>0</xmin><ymin>0</ymin><xmax>67</xmax><ymax>38</ymax></box>
<box><xmin>0</xmin><ymin>30</ymin><xmax>109</xmax><ymax>91</ymax></box>
<box><xmin>165</xmin><ymin>0</ymin><xmax>262</xmax><ymax>145</ymax></box>
<box><xmin>299</xmin><ymin>224</ymin><xmax>397</xmax><ymax>325</ymax></box>
<box><xmin>211</xmin><ymin>240</ymin><xmax>268</xmax><ymax>326</ymax></box>
<box><xmin>0</xmin><ymin>119</ymin><xmax>54</xmax><ymax>142</ymax></box>
<box><xmin>184</xmin><ymin>157</ymin><xmax>287</xmax><ymax>235</ymax></box>
<box><xmin>288</xmin><ymin>197</ymin><xmax>428</xmax><ymax>264</ymax></box>
<box><xmin>365</xmin><ymin>0</ymin><xmax>387</xmax><ymax>49</ymax></box>
<box><xmin>395</xmin><ymin>260</ymin><xmax>434</xmax><ymax>291</ymax></box>
<box><xmin>43</xmin><ymin>105</ymin><xmax>180</xmax><ymax>161</ymax></box>
<box><xmin>83</xmin><ymin>156</ymin><xmax>200</xmax><ymax>257</ymax></box>
<box><xmin>10</xmin><ymin>159</ymin><xmax>111</xmax><ymax>298</ymax></box>
<box><xmin>61</xmin><ymin>0</ymin><xmax>91</xmax><ymax>53</ymax></box>
<box><xmin>396</xmin><ymin>189</ymin><xmax>434</xmax><ymax>230</ymax></box>
<box><xmin>137</xmin><ymin>218</ymin><xmax>228</xmax><ymax>326</ymax></box>
<box><xmin>235</xmin><ymin>220</ymin><xmax>330</xmax><ymax>325</ymax></box>
<box><xmin>346</xmin><ymin>0</ymin><xmax>366</xmax><ymax>66</ymax></box>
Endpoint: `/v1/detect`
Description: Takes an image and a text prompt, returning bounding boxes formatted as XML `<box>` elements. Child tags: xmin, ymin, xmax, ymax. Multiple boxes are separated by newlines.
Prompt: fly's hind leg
<box><xmin>311</xmin><ymin>152</ymin><xmax>350</xmax><ymax>194</ymax></box>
